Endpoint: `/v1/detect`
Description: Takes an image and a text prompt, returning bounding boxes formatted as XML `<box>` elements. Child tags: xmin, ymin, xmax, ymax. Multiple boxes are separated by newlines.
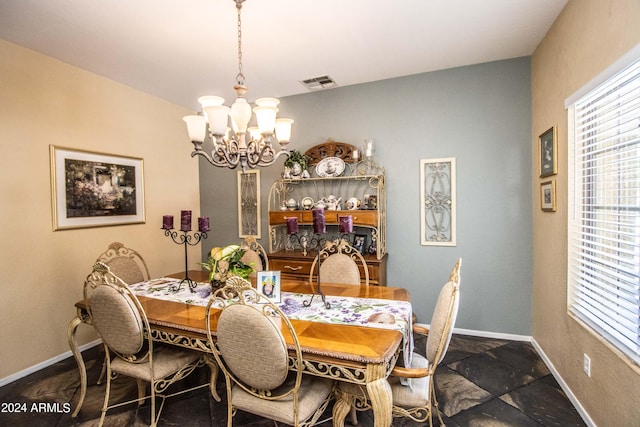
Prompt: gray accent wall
<box><xmin>199</xmin><ymin>57</ymin><xmax>532</xmax><ymax>335</ymax></box>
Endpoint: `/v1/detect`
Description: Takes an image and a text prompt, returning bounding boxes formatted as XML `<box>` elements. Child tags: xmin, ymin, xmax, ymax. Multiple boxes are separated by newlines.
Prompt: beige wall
<box><xmin>0</xmin><ymin>39</ymin><xmax>201</xmax><ymax>379</ymax></box>
<box><xmin>531</xmin><ymin>0</ymin><xmax>640</xmax><ymax>425</ymax></box>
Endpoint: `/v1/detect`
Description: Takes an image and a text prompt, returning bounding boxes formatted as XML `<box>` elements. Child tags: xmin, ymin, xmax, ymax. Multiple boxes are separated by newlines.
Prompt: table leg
<box><xmin>366</xmin><ymin>378</ymin><xmax>393</xmax><ymax>427</ymax></box>
<box><xmin>67</xmin><ymin>316</ymin><xmax>86</xmax><ymax>418</ymax></box>
<box><xmin>366</xmin><ymin>363</ymin><xmax>393</xmax><ymax>427</ymax></box>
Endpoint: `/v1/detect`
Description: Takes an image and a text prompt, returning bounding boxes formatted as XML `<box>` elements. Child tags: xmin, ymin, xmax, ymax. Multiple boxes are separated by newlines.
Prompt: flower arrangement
<box><xmin>200</xmin><ymin>244</ymin><xmax>254</xmax><ymax>285</ymax></box>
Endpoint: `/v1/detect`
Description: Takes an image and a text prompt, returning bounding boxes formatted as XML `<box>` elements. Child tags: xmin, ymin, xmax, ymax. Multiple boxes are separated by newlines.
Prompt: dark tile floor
<box><xmin>0</xmin><ymin>334</ymin><xmax>587</xmax><ymax>426</ymax></box>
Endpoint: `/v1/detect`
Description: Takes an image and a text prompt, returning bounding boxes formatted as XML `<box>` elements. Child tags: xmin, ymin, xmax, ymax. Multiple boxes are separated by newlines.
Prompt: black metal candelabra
<box><xmin>303</xmin><ymin>233</ymin><xmax>331</xmax><ymax>309</ymax></box>
<box><xmin>163</xmin><ymin>228</ymin><xmax>208</xmax><ymax>292</ymax></box>
<box><xmin>288</xmin><ymin>231</ymin><xmax>311</xmax><ymax>256</ymax></box>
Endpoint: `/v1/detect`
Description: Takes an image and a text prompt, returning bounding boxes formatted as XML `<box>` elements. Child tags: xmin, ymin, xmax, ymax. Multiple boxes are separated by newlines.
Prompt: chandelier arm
<box><xmin>191</xmin><ymin>150</ymin><xmax>226</xmax><ymax>168</ymax></box>
<box><xmin>243</xmin><ymin>138</ymin><xmax>268</xmax><ymax>165</ymax></box>
<box><xmin>212</xmin><ymin>143</ymin><xmax>241</xmax><ymax>168</ymax></box>
<box><xmin>255</xmin><ymin>149</ymin><xmax>290</xmax><ymax>167</ymax></box>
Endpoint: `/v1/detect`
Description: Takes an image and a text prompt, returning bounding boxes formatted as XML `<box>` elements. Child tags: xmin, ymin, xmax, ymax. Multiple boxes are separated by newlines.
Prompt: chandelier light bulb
<box><xmin>253</xmin><ymin>105</ymin><xmax>278</xmax><ymax>134</ymax></box>
<box><xmin>183</xmin><ymin>115</ymin><xmax>206</xmax><ymax>142</ymax></box>
<box><xmin>204</xmin><ymin>105</ymin><xmax>230</xmax><ymax>136</ymax></box>
<box><xmin>255</xmin><ymin>97</ymin><xmax>280</xmax><ymax>108</ymax></box>
<box><xmin>198</xmin><ymin>96</ymin><xmax>225</xmax><ymax>108</ymax></box>
<box><xmin>275</xmin><ymin>118</ymin><xmax>294</xmax><ymax>143</ymax></box>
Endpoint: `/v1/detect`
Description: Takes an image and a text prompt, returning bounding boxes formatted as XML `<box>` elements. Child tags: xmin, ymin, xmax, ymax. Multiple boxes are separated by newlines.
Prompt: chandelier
<box><xmin>182</xmin><ymin>0</ymin><xmax>293</xmax><ymax>172</ymax></box>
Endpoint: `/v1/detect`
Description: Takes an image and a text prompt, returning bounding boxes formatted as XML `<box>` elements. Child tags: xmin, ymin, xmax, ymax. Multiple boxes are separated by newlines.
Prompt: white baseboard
<box><xmin>0</xmin><ymin>339</ymin><xmax>101</xmax><ymax>388</ymax></box>
<box><xmin>452</xmin><ymin>326</ymin><xmax>532</xmax><ymax>342</ymax></box>
<box><xmin>531</xmin><ymin>338</ymin><xmax>596</xmax><ymax>427</ymax></box>
<box><xmin>415</xmin><ymin>323</ymin><xmax>532</xmax><ymax>342</ymax></box>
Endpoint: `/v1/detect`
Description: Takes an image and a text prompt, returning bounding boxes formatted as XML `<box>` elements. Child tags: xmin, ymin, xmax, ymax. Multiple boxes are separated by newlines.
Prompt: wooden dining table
<box><xmin>68</xmin><ymin>270</ymin><xmax>411</xmax><ymax>427</ymax></box>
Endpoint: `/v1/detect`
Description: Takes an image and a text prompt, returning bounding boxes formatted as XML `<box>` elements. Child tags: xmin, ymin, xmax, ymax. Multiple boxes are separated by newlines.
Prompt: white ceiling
<box><xmin>0</xmin><ymin>0</ymin><xmax>567</xmax><ymax>111</ymax></box>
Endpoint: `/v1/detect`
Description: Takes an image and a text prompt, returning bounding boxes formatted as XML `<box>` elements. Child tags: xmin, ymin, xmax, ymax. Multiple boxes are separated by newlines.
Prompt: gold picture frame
<box><xmin>539</xmin><ymin>126</ymin><xmax>557</xmax><ymax>177</ymax></box>
<box><xmin>540</xmin><ymin>180</ymin><xmax>556</xmax><ymax>212</ymax></box>
<box><xmin>50</xmin><ymin>145</ymin><xmax>145</xmax><ymax>230</ymax></box>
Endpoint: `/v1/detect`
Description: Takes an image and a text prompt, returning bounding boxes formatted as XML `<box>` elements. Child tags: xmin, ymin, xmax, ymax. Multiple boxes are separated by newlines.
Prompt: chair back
<box><xmin>310</xmin><ymin>239</ymin><xmax>369</xmax><ymax>286</ymax></box>
<box><xmin>96</xmin><ymin>242</ymin><xmax>150</xmax><ymax>285</ymax></box>
<box><xmin>425</xmin><ymin>258</ymin><xmax>461</xmax><ymax>366</ymax></box>
<box><xmin>205</xmin><ymin>276</ymin><xmax>303</xmax><ymax>398</ymax></box>
<box><xmin>83</xmin><ymin>262</ymin><xmax>151</xmax><ymax>363</ymax></box>
<box><xmin>240</xmin><ymin>236</ymin><xmax>269</xmax><ymax>272</ymax></box>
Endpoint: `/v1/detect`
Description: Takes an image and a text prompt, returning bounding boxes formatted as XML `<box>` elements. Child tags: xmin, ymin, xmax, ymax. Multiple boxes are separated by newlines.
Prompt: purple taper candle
<box><xmin>339</xmin><ymin>215</ymin><xmax>353</xmax><ymax>233</ymax></box>
<box><xmin>286</xmin><ymin>217</ymin><xmax>299</xmax><ymax>234</ymax></box>
<box><xmin>180</xmin><ymin>210</ymin><xmax>192</xmax><ymax>232</ymax></box>
<box><xmin>198</xmin><ymin>216</ymin><xmax>210</xmax><ymax>232</ymax></box>
<box><xmin>162</xmin><ymin>215</ymin><xmax>174</xmax><ymax>230</ymax></box>
<box><xmin>312</xmin><ymin>207</ymin><xmax>326</xmax><ymax>234</ymax></box>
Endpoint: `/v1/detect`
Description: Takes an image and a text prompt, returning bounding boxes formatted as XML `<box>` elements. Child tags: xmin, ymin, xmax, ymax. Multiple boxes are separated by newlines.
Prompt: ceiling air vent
<box><xmin>300</xmin><ymin>75</ymin><xmax>337</xmax><ymax>91</ymax></box>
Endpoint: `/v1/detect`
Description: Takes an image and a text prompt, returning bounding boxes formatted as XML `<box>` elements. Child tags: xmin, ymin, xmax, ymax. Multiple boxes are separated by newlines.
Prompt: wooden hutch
<box><xmin>267</xmin><ymin>141</ymin><xmax>387</xmax><ymax>285</ymax></box>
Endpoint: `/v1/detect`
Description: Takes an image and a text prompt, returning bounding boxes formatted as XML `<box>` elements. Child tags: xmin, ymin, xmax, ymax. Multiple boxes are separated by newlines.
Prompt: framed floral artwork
<box><xmin>50</xmin><ymin>146</ymin><xmax>145</xmax><ymax>230</ymax></box>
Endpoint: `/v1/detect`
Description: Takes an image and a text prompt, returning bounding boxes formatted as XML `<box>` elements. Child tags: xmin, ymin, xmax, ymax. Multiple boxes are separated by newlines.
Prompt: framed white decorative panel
<box><xmin>237</xmin><ymin>170</ymin><xmax>261</xmax><ymax>238</ymax></box>
<box><xmin>420</xmin><ymin>158</ymin><xmax>456</xmax><ymax>246</ymax></box>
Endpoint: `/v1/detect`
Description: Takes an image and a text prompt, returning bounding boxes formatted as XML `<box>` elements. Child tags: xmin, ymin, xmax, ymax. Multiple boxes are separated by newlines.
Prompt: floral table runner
<box><xmin>130</xmin><ymin>277</ymin><xmax>413</xmax><ymax>365</ymax></box>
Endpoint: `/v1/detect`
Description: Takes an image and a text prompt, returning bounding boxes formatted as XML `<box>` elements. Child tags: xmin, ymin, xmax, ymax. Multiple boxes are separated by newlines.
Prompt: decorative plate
<box><xmin>315</xmin><ymin>157</ymin><xmax>346</xmax><ymax>177</ymax></box>
<box><xmin>301</xmin><ymin>197</ymin><xmax>314</xmax><ymax>210</ymax></box>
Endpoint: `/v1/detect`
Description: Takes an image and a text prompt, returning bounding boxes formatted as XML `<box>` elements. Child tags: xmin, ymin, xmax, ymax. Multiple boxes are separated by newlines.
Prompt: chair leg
<box><xmin>430</xmin><ymin>377</ymin><xmax>445</xmax><ymax>427</ymax></box>
<box><xmin>204</xmin><ymin>355</ymin><xmax>221</xmax><ymax>402</ymax></box>
<box><xmin>96</xmin><ymin>352</ymin><xmax>107</xmax><ymax>384</ymax></box>
<box><xmin>98</xmin><ymin>356</ymin><xmax>112</xmax><ymax>427</ymax></box>
<box><xmin>349</xmin><ymin>406</ymin><xmax>358</xmax><ymax>425</ymax></box>
<box><xmin>136</xmin><ymin>379</ymin><xmax>146</xmax><ymax>406</ymax></box>
<box><xmin>332</xmin><ymin>388</ymin><xmax>354</xmax><ymax>426</ymax></box>
<box><xmin>149</xmin><ymin>383</ymin><xmax>157</xmax><ymax>427</ymax></box>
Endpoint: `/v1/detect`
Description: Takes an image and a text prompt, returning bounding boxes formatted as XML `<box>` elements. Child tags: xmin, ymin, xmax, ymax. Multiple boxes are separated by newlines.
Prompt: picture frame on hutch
<box><xmin>539</xmin><ymin>126</ymin><xmax>557</xmax><ymax>177</ymax></box>
<box><xmin>50</xmin><ymin>146</ymin><xmax>145</xmax><ymax>231</ymax></box>
<box><xmin>353</xmin><ymin>234</ymin><xmax>367</xmax><ymax>254</ymax></box>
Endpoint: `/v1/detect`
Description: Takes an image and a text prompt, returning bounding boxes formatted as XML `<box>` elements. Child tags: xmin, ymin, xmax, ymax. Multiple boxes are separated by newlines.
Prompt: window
<box><xmin>567</xmin><ymin>55</ymin><xmax>640</xmax><ymax>365</ymax></box>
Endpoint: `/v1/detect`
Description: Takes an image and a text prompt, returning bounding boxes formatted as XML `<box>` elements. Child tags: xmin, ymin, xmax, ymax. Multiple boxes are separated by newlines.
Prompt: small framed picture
<box><xmin>256</xmin><ymin>271</ymin><xmax>281</xmax><ymax>302</ymax></box>
<box><xmin>364</xmin><ymin>194</ymin><xmax>377</xmax><ymax>210</ymax></box>
<box><xmin>539</xmin><ymin>126</ymin><xmax>557</xmax><ymax>177</ymax></box>
<box><xmin>540</xmin><ymin>180</ymin><xmax>556</xmax><ymax>212</ymax></box>
<box><xmin>353</xmin><ymin>234</ymin><xmax>367</xmax><ymax>254</ymax></box>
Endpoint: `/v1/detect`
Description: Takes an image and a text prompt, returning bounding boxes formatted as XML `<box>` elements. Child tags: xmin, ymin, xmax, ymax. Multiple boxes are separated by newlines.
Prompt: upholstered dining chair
<box><xmin>239</xmin><ymin>236</ymin><xmax>269</xmax><ymax>272</ymax></box>
<box><xmin>94</xmin><ymin>242</ymin><xmax>151</xmax><ymax>385</ymax></box>
<box><xmin>84</xmin><ymin>262</ymin><xmax>213</xmax><ymax>427</ymax></box>
<box><xmin>309</xmin><ymin>238</ymin><xmax>369</xmax><ymax>286</ymax></box>
<box><xmin>335</xmin><ymin>258</ymin><xmax>462</xmax><ymax>427</ymax></box>
<box><xmin>205</xmin><ymin>276</ymin><xmax>335</xmax><ymax>427</ymax></box>
<box><xmin>96</xmin><ymin>241</ymin><xmax>150</xmax><ymax>285</ymax></box>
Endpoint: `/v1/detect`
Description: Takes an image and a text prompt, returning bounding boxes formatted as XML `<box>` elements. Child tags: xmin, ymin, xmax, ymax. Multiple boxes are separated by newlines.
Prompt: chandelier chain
<box><xmin>235</xmin><ymin>0</ymin><xmax>245</xmax><ymax>86</ymax></box>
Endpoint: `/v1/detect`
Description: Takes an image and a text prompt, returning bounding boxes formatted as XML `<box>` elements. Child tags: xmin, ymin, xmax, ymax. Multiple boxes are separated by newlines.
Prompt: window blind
<box><xmin>568</xmin><ymin>57</ymin><xmax>640</xmax><ymax>365</ymax></box>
